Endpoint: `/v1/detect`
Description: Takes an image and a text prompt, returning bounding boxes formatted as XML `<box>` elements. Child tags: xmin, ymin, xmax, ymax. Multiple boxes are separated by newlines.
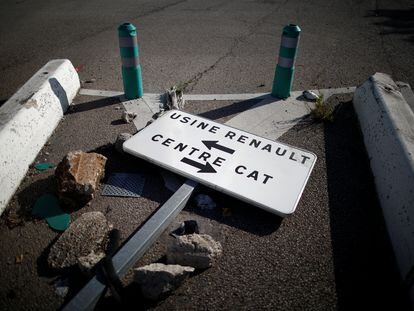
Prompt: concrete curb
<box><xmin>0</xmin><ymin>59</ymin><xmax>80</xmax><ymax>215</ymax></box>
<box><xmin>353</xmin><ymin>73</ymin><xmax>414</xmax><ymax>297</ymax></box>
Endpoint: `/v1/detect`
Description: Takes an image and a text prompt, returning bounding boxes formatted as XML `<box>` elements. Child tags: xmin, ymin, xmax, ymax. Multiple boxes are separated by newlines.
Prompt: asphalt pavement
<box><xmin>1</xmin><ymin>0</ymin><xmax>413</xmax><ymax>309</ymax></box>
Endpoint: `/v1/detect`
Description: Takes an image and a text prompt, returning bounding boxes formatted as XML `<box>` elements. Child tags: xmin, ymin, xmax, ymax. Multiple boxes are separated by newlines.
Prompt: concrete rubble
<box><xmin>114</xmin><ymin>132</ymin><xmax>132</xmax><ymax>153</ymax></box>
<box><xmin>53</xmin><ymin>277</ymin><xmax>70</xmax><ymax>298</ymax></box>
<box><xmin>122</xmin><ymin>110</ymin><xmax>137</xmax><ymax>123</ymax></box>
<box><xmin>167</xmin><ymin>234</ymin><xmax>222</xmax><ymax>269</ymax></box>
<box><xmin>303</xmin><ymin>90</ymin><xmax>319</xmax><ymax>101</ymax></box>
<box><xmin>55</xmin><ymin>150</ymin><xmax>107</xmax><ymax>206</ymax></box>
<box><xmin>134</xmin><ymin>263</ymin><xmax>194</xmax><ymax>300</ymax></box>
<box><xmin>77</xmin><ymin>250</ymin><xmax>106</xmax><ymax>275</ymax></box>
<box><xmin>47</xmin><ymin>212</ymin><xmax>111</xmax><ymax>270</ymax></box>
<box><xmin>165</xmin><ymin>86</ymin><xmax>185</xmax><ymax>110</ymax></box>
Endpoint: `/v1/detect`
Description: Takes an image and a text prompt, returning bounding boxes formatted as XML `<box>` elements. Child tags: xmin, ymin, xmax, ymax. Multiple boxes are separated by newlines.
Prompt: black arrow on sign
<box><xmin>202</xmin><ymin>140</ymin><xmax>235</xmax><ymax>154</ymax></box>
<box><xmin>181</xmin><ymin>157</ymin><xmax>217</xmax><ymax>173</ymax></box>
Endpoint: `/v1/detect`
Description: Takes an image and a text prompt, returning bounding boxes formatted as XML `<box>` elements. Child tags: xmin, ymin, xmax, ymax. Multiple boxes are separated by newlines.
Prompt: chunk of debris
<box><xmin>55</xmin><ymin>151</ymin><xmax>107</xmax><ymax>206</ymax></box>
<box><xmin>78</xmin><ymin>250</ymin><xmax>106</xmax><ymax>276</ymax></box>
<box><xmin>122</xmin><ymin>111</ymin><xmax>137</xmax><ymax>123</ymax></box>
<box><xmin>15</xmin><ymin>254</ymin><xmax>24</xmax><ymax>264</ymax></box>
<box><xmin>134</xmin><ymin>263</ymin><xmax>194</xmax><ymax>300</ymax></box>
<box><xmin>166</xmin><ymin>234</ymin><xmax>222</xmax><ymax>269</ymax></box>
<box><xmin>54</xmin><ymin>277</ymin><xmax>70</xmax><ymax>298</ymax></box>
<box><xmin>47</xmin><ymin>212</ymin><xmax>111</xmax><ymax>270</ymax></box>
<box><xmin>170</xmin><ymin>220</ymin><xmax>199</xmax><ymax>237</ymax></box>
<box><xmin>34</xmin><ymin>162</ymin><xmax>54</xmax><ymax>171</ymax></box>
<box><xmin>194</xmin><ymin>194</ymin><xmax>216</xmax><ymax>210</ymax></box>
<box><xmin>165</xmin><ymin>85</ymin><xmax>185</xmax><ymax>110</ymax></box>
<box><xmin>114</xmin><ymin>133</ymin><xmax>132</xmax><ymax>153</ymax></box>
<box><xmin>302</xmin><ymin>90</ymin><xmax>319</xmax><ymax>101</ymax></box>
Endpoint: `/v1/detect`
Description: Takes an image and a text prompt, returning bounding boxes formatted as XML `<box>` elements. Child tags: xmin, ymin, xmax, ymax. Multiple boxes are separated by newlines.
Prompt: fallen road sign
<box><xmin>123</xmin><ymin>110</ymin><xmax>317</xmax><ymax>216</ymax></box>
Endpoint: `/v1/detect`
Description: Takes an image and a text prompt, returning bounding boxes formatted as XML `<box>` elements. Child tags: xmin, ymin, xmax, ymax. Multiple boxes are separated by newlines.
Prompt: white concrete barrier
<box><xmin>0</xmin><ymin>59</ymin><xmax>80</xmax><ymax>215</ymax></box>
<box><xmin>353</xmin><ymin>73</ymin><xmax>414</xmax><ymax>296</ymax></box>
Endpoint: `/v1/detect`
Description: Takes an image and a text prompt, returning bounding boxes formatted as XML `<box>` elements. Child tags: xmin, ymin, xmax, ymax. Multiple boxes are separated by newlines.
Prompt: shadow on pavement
<box><xmin>366</xmin><ymin>7</ymin><xmax>414</xmax><ymax>44</ymax></box>
<box><xmin>324</xmin><ymin>101</ymin><xmax>410</xmax><ymax>309</ymax></box>
<box><xmin>15</xmin><ymin>174</ymin><xmax>57</xmax><ymax>221</ymax></box>
<box><xmin>66</xmin><ymin>96</ymin><xmax>121</xmax><ymax>114</ymax></box>
<box><xmin>185</xmin><ymin>185</ymin><xmax>283</xmax><ymax>237</ymax></box>
<box><xmin>192</xmin><ymin>96</ymin><xmax>274</xmax><ymax>122</ymax></box>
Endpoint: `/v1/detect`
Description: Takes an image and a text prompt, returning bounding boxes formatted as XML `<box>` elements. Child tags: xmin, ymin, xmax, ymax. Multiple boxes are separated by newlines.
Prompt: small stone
<box><xmin>15</xmin><ymin>254</ymin><xmax>23</xmax><ymax>264</ymax></box>
<box><xmin>55</xmin><ymin>151</ymin><xmax>107</xmax><ymax>206</ymax></box>
<box><xmin>134</xmin><ymin>263</ymin><xmax>194</xmax><ymax>300</ymax></box>
<box><xmin>122</xmin><ymin>111</ymin><xmax>137</xmax><ymax>123</ymax></box>
<box><xmin>166</xmin><ymin>234</ymin><xmax>222</xmax><ymax>269</ymax></box>
<box><xmin>54</xmin><ymin>277</ymin><xmax>69</xmax><ymax>298</ymax></box>
<box><xmin>171</xmin><ymin>220</ymin><xmax>199</xmax><ymax>237</ymax></box>
<box><xmin>47</xmin><ymin>212</ymin><xmax>111</xmax><ymax>270</ymax></box>
<box><xmin>115</xmin><ymin>133</ymin><xmax>132</xmax><ymax>153</ymax></box>
<box><xmin>78</xmin><ymin>251</ymin><xmax>106</xmax><ymax>275</ymax></box>
<box><xmin>114</xmin><ymin>106</ymin><xmax>122</xmax><ymax>110</ymax></box>
<box><xmin>302</xmin><ymin>90</ymin><xmax>319</xmax><ymax>101</ymax></box>
<box><xmin>194</xmin><ymin>194</ymin><xmax>216</xmax><ymax>210</ymax></box>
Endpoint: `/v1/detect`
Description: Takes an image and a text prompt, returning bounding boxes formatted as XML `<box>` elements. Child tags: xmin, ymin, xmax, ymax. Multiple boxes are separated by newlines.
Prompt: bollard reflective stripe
<box><xmin>118</xmin><ymin>22</ymin><xmax>143</xmax><ymax>99</ymax></box>
<box><xmin>271</xmin><ymin>24</ymin><xmax>301</xmax><ymax>99</ymax></box>
<box><xmin>280</xmin><ymin>36</ymin><xmax>298</xmax><ymax>49</ymax></box>
<box><xmin>118</xmin><ymin>36</ymin><xmax>138</xmax><ymax>48</ymax></box>
<box><xmin>277</xmin><ymin>56</ymin><xmax>294</xmax><ymax>68</ymax></box>
<box><xmin>121</xmin><ymin>56</ymin><xmax>140</xmax><ymax>68</ymax></box>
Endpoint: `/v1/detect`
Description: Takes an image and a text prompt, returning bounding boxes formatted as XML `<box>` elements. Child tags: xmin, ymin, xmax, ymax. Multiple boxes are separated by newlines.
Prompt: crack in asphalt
<box><xmin>180</xmin><ymin>0</ymin><xmax>290</xmax><ymax>92</ymax></box>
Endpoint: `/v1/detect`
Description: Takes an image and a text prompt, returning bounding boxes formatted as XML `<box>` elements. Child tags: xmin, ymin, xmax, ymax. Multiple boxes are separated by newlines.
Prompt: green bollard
<box><xmin>118</xmin><ymin>22</ymin><xmax>143</xmax><ymax>99</ymax></box>
<box><xmin>271</xmin><ymin>24</ymin><xmax>301</xmax><ymax>99</ymax></box>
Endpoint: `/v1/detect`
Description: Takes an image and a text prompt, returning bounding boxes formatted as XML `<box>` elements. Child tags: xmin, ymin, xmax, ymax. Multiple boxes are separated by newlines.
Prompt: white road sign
<box><xmin>123</xmin><ymin>110</ymin><xmax>317</xmax><ymax>216</ymax></box>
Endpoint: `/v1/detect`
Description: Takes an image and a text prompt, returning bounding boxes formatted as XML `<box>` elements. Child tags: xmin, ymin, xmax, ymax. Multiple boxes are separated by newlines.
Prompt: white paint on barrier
<box><xmin>0</xmin><ymin>59</ymin><xmax>80</xmax><ymax>215</ymax></box>
<box><xmin>353</xmin><ymin>73</ymin><xmax>414</xmax><ymax>288</ymax></box>
<box><xmin>124</xmin><ymin>110</ymin><xmax>317</xmax><ymax>217</ymax></box>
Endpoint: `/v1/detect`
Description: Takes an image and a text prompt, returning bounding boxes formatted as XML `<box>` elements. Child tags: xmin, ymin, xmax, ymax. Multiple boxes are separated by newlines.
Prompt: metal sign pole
<box><xmin>63</xmin><ymin>179</ymin><xmax>197</xmax><ymax>311</ymax></box>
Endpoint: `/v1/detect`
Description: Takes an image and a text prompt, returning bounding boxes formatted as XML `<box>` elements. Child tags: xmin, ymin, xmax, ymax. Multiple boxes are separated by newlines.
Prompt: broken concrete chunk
<box><xmin>171</xmin><ymin>220</ymin><xmax>199</xmax><ymax>237</ymax></box>
<box><xmin>55</xmin><ymin>151</ymin><xmax>107</xmax><ymax>206</ymax></box>
<box><xmin>115</xmin><ymin>133</ymin><xmax>132</xmax><ymax>153</ymax></box>
<box><xmin>54</xmin><ymin>277</ymin><xmax>70</xmax><ymax>298</ymax></box>
<box><xmin>165</xmin><ymin>86</ymin><xmax>185</xmax><ymax>110</ymax></box>
<box><xmin>48</xmin><ymin>212</ymin><xmax>111</xmax><ymax>270</ymax></box>
<box><xmin>134</xmin><ymin>263</ymin><xmax>194</xmax><ymax>300</ymax></box>
<box><xmin>302</xmin><ymin>90</ymin><xmax>319</xmax><ymax>101</ymax></box>
<box><xmin>194</xmin><ymin>194</ymin><xmax>216</xmax><ymax>210</ymax></box>
<box><xmin>122</xmin><ymin>111</ymin><xmax>137</xmax><ymax>123</ymax></box>
<box><xmin>78</xmin><ymin>250</ymin><xmax>106</xmax><ymax>275</ymax></box>
<box><xmin>166</xmin><ymin>234</ymin><xmax>222</xmax><ymax>269</ymax></box>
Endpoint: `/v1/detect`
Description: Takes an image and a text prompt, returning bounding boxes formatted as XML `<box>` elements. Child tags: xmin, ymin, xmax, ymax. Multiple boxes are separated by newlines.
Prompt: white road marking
<box><xmin>79</xmin><ymin>88</ymin><xmax>123</xmax><ymax>97</ymax></box>
<box><xmin>79</xmin><ymin>87</ymin><xmax>355</xmax><ymax>102</ymax></box>
<box><xmin>79</xmin><ymin>86</ymin><xmax>355</xmax><ymax>138</ymax></box>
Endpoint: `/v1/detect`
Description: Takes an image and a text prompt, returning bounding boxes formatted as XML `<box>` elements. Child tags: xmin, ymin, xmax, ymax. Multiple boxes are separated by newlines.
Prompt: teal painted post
<box><xmin>118</xmin><ymin>23</ymin><xmax>143</xmax><ymax>99</ymax></box>
<box><xmin>271</xmin><ymin>24</ymin><xmax>301</xmax><ymax>99</ymax></box>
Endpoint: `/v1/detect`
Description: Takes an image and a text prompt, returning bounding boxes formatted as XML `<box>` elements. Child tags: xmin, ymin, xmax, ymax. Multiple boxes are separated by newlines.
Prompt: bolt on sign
<box><xmin>124</xmin><ymin>111</ymin><xmax>317</xmax><ymax>216</ymax></box>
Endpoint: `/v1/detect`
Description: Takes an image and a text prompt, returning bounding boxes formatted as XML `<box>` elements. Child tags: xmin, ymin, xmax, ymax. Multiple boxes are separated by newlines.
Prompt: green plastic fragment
<box><xmin>32</xmin><ymin>194</ymin><xmax>70</xmax><ymax>231</ymax></box>
<box><xmin>34</xmin><ymin>163</ymin><xmax>54</xmax><ymax>171</ymax></box>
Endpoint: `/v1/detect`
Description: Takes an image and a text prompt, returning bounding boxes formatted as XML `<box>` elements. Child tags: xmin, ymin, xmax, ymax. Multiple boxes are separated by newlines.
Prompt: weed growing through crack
<box><xmin>310</xmin><ymin>94</ymin><xmax>334</xmax><ymax>122</ymax></box>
